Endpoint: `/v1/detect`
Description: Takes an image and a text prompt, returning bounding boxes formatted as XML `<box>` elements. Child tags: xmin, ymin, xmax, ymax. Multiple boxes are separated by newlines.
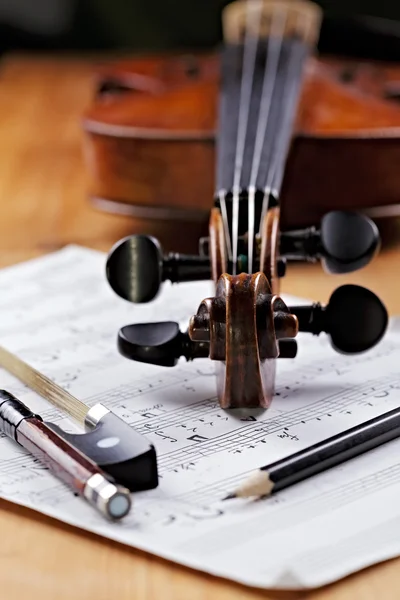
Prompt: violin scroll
<box><xmin>189</xmin><ymin>271</ymin><xmax>298</xmax><ymax>409</ymax></box>
<box><xmin>110</xmin><ymin>271</ymin><xmax>389</xmax><ymax>408</ymax></box>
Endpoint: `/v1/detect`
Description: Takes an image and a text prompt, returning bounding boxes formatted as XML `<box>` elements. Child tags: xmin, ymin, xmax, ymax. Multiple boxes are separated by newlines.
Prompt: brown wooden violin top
<box><xmin>84</xmin><ymin>54</ymin><xmax>400</xmax><ymax>135</ymax></box>
<box><xmin>85</xmin><ymin>82</ymin><xmax>216</xmax><ymax>138</ymax></box>
<box><xmin>82</xmin><ymin>51</ymin><xmax>400</xmax><ymax>230</ymax></box>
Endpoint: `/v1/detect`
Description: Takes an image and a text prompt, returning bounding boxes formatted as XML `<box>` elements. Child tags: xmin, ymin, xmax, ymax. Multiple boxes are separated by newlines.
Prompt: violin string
<box><xmin>231</xmin><ymin>0</ymin><xmax>263</xmax><ymax>275</ymax></box>
<box><xmin>216</xmin><ymin>40</ymin><xmax>241</xmax><ymax>263</ymax></box>
<box><xmin>269</xmin><ymin>15</ymin><xmax>311</xmax><ymax>199</ymax></box>
<box><xmin>262</xmin><ymin>49</ymin><xmax>303</xmax><ymax>214</ymax></box>
<box><xmin>218</xmin><ymin>189</ymin><xmax>232</xmax><ymax>261</ymax></box>
<box><xmin>259</xmin><ymin>14</ymin><xmax>310</xmax><ymax>231</ymax></box>
<box><xmin>269</xmin><ymin>69</ymin><xmax>304</xmax><ymax>198</ymax></box>
<box><xmin>246</xmin><ymin>5</ymin><xmax>287</xmax><ymax>273</ymax></box>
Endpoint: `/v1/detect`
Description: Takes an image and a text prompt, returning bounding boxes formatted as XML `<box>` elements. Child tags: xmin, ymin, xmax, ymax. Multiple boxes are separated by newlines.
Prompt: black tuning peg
<box><xmin>289</xmin><ymin>284</ymin><xmax>388</xmax><ymax>354</ymax></box>
<box><xmin>117</xmin><ymin>321</ymin><xmax>210</xmax><ymax>366</ymax></box>
<box><xmin>117</xmin><ymin>321</ymin><xmax>298</xmax><ymax>367</ymax></box>
<box><xmin>280</xmin><ymin>211</ymin><xmax>380</xmax><ymax>274</ymax></box>
<box><xmin>106</xmin><ymin>235</ymin><xmax>211</xmax><ymax>303</ymax></box>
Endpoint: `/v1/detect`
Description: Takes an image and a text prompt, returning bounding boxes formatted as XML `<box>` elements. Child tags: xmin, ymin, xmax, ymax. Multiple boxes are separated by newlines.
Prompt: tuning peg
<box><xmin>117</xmin><ymin>320</ymin><xmax>297</xmax><ymax>367</ymax></box>
<box><xmin>106</xmin><ymin>235</ymin><xmax>211</xmax><ymax>303</ymax></box>
<box><xmin>289</xmin><ymin>284</ymin><xmax>388</xmax><ymax>354</ymax></box>
<box><xmin>280</xmin><ymin>211</ymin><xmax>380</xmax><ymax>274</ymax></box>
<box><xmin>117</xmin><ymin>321</ymin><xmax>210</xmax><ymax>366</ymax></box>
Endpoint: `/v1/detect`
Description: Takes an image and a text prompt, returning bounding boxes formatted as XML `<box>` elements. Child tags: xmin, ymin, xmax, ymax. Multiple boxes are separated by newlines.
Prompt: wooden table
<box><xmin>0</xmin><ymin>52</ymin><xmax>400</xmax><ymax>600</ymax></box>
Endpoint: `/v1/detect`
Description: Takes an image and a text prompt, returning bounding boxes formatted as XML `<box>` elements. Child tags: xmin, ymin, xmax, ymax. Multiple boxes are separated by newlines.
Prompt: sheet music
<box><xmin>0</xmin><ymin>245</ymin><xmax>400</xmax><ymax>589</ymax></box>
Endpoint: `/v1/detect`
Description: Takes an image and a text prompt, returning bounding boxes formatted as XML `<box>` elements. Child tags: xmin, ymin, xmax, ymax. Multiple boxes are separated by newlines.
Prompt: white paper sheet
<box><xmin>0</xmin><ymin>245</ymin><xmax>400</xmax><ymax>590</ymax></box>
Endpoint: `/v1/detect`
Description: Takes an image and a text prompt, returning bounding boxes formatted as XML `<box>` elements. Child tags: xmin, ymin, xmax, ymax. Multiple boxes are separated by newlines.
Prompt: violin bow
<box><xmin>0</xmin><ymin>344</ymin><xmax>159</xmax><ymax>491</ymax></box>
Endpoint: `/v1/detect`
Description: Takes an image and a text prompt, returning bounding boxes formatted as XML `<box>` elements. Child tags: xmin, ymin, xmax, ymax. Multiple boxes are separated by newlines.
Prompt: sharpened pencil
<box><xmin>223</xmin><ymin>406</ymin><xmax>400</xmax><ymax>500</ymax></box>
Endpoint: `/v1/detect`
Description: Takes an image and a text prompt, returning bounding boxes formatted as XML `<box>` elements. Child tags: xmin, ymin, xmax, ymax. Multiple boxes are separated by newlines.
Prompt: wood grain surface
<box><xmin>0</xmin><ymin>52</ymin><xmax>400</xmax><ymax>600</ymax></box>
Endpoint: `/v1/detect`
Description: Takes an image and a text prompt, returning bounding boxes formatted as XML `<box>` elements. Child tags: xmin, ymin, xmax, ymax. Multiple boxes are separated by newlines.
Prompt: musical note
<box><xmin>277</xmin><ymin>430</ymin><xmax>299</xmax><ymax>441</ymax></box>
<box><xmin>172</xmin><ymin>462</ymin><xmax>196</xmax><ymax>473</ymax></box>
<box><xmin>374</xmin><ymin>391</ymin><xmax>389</xmax><ymax>398</ymax></box>
<box><xmin>187</xmin><ymin>435</ymin><xmax>208</xmax><ymax>443</ymax></box>
<box><xmin>154</xmin><ymin>431</ymin><xmax>178</xmax><ymax>443</ymax></box>
<box><xmin>183</xmin><ymin>506</ymin><xmax>224</xmax><ymax>521</ymax></box>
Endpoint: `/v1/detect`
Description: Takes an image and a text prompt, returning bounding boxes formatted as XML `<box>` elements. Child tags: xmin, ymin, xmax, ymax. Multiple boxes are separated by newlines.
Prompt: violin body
<box><xmin>83</xmin><ymin>51</ymin><xmax>400</xmax><ymax>230</ymax></box>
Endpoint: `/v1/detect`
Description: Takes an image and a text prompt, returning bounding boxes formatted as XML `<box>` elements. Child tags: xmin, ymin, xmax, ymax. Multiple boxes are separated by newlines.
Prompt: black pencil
<box><xmin>223</xmin><ymin>406</ymin><xmax>400</xmax><ymax>500</ymax></box>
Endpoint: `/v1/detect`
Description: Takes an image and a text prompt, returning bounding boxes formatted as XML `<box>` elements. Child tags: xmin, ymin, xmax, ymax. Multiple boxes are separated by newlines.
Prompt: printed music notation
<box><xmin>0</xmin><ymin>246</ymin><xmax>400</xmax><ymax>589</ymax></box>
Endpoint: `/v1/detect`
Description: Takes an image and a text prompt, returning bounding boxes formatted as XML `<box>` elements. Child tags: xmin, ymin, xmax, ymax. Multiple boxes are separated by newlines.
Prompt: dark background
<box><xmin>1</xmin><ymin>0</ymin><xmax>400</xmax><ymax>54</ymax></box>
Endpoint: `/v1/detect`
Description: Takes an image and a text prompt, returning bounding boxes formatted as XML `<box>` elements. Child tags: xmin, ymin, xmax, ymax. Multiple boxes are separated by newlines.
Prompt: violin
<box><xmin>99</xmin><ymin>0</ymin><xmax>390</xmax><ymax>410</ymax></box>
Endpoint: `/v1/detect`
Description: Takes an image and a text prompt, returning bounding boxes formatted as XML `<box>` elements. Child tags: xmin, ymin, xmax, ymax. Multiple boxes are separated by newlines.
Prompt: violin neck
<box><xmin>216</xmin><ymin>0</ymin><xmax>322</xmax><ymax>273</ymax></box>
<box><xmin>217</xmin><ymin>37</ymin><xmax>308</xmax><ymax>200</ymax></box>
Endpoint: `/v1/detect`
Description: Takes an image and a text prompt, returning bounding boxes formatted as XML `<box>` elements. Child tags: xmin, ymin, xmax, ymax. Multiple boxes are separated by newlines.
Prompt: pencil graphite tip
<box><xmin>222</xmin><ymin>471</ymin><xmax>274</xmax><ymax>500</ymax></box>
<box><xmin>222</xmin><ymin>492</ymin><xmax>237</xmax><ymax>501</ymax></box>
